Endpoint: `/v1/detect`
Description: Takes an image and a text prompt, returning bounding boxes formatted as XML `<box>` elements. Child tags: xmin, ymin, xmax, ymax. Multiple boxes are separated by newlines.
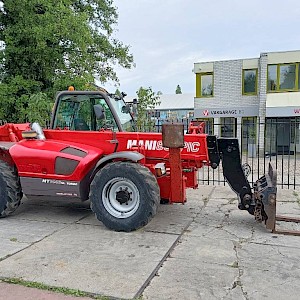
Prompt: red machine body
<box><xmin>188</xmin><ymin>120</ymin><xmax>205</xmax><ymax>134</ymax></box>
<box><xmin>0</xmin><ymin>122</ymin><xmax>209</xmax><ymax>203</ymax></box>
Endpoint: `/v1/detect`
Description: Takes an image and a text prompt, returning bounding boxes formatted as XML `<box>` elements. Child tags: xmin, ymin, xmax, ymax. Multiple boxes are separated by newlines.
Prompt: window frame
<box><xmin>196</xmin><ymin>72</ymin><xmax>214</xmax><ymax>98</ymax></box>
<box><xmin>267</xmin><ymin>63</ymin><xmax>300</xmax><ymax>93</ymax></box>
<box><xmin>242</xmin><ymin>68</ymin><xmax>258</xmax><ymax>95</ymax></box>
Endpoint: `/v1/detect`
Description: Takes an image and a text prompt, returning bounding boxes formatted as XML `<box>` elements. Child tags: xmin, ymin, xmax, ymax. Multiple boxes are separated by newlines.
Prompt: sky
<box><xmin>103</xmin><ymin>0</ymin><xmax>300</xmax><ymax>96</ymax></box>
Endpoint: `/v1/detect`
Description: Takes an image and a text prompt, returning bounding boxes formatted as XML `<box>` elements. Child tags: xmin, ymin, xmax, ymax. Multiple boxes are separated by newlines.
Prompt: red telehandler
<box><xmin>0</xmin><ymin>89</ymin><xmax>282</xmax><ymax>232</ymax></box>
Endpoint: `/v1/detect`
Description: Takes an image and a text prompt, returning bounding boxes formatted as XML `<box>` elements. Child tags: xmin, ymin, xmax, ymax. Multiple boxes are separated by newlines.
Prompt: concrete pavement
<box><xmin>0</xmin><ymin>186</ymin><xmax>299</xmax><ymax>300</ymax></box>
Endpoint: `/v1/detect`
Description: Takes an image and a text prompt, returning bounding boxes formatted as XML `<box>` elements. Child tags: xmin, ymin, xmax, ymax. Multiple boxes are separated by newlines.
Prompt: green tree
<box><xmin>135</xmin><ymin>87</ymin><xmax>161</xmax><ymax>131</ymax></box>
<box><xmin>114</xmin><ymin>88</ymin><xmax>121</xmax><ymax>97</ymax></box>
<box><xmin>0</xmin><ymin>0</ymin><xmax>134</xmax><ymax>123</ymax></box>
<box><xmin>175</xmin><ymin>84</ymin><xmax>182</xmax><ymax>94</ymax></box>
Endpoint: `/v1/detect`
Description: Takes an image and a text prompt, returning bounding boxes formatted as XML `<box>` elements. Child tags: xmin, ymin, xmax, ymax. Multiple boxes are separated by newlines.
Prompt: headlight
<box><xmin>155</xmin><ymin>163</ymin><xmax>166</xmax><ymax>177</ymax></box>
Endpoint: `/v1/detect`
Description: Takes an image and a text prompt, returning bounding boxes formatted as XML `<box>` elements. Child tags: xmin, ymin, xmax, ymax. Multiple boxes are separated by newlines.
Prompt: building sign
<box><xmin>194</xmin><ymin>106</ymin><xmax>259</xmax><ymax>118</ymax></box>
<box><xmin>267</xmin><ymin>106</ymin><xmax>300</xmax><ymax>117</ymax></box>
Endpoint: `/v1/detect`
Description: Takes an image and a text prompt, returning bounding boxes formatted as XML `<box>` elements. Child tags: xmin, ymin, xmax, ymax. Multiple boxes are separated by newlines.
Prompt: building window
<box><xmin>220</xmin><ymin>117</ymin><xmax>236</xmax><ymax>138</ymax></box>
<box><xmin>279</xmin><ymin>64</ymin><xmax>296</xmax><ymax>90</ymax></box>
<box><xmin>241</xmin><ymin>117</ymin><xmax>257</xmax><ymax>151</ymax></box>
<box><xmin>196</xmin><ymin>73</ymin><xmax>213</xmax><ymax>97</ymax></box>
<box><xmin>267</xmin><ymin>65</ymin><xmax>277</xmax><ymax>91</ymax></box>
<box><xmin>266</xmin><ymin>117</ymin><xmax>300</xmax><ymax>155</ymax></box>
<box><xmin>243</xmin><ymin>69</ymin><xmax>257</xmax><ymax>95</ymax></box>
<box><xmin>267</xmin><ymin>63</ymin><xmax>299</xmax><ymax>92</ymax></box>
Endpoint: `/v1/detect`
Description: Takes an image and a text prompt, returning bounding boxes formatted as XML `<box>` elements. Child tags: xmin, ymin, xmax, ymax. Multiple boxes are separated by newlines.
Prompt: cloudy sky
<box><xmin>104</xmin><ymin>0</ymin><xmax>300</xmax><ymax>96</ymax></box>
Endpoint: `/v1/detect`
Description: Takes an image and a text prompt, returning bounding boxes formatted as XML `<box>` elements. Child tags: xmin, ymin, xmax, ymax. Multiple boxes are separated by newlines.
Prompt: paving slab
<box><xmin>13</xmin><ymin>197</ymin><xmax>91</xmax><ymax>223</ymax></box>
<box><xmin>143</xmin><ymin>259</ymin><xmax>239</xmax><ymax>300</ymax></box>
<box><xmin>239</xmin><ymin>241</ymin><xmax>300</xmax><ymax>272</ymax></box>
<box><xmin>144</xmin><ymin>194</ymin><xmax>205</xmax><ymax>234</ymax></box>
<box><xmin>187</xmin><ymin>185</ymin><xmax>215</xmax><ymax>200</ymax></box>
<box><xmin>146</xmin><ymin>187</ymin><xmax>213</xmax><ymax>234</ymax></box>
<box><xmin>0</xmin><ymin>218</ymin><xmax>67</xmax><ymax>244</ymax></box>
<box><xmin>237</xmin><ymin>242</ymin><xmax>300</xmax><ymax>300</ymax></box>
<box><xmin>171</xmin><ymin>235</ymin><xmax>237</xmax><ymax>266</ymax></box>
<box><xmin>143</xmin><ymin>205</ymin><xmax>197</xmax><ymax>234</ymax></box>
<box><xmin>209</xmin><ymin>185</ymin><xmax>237</xmax><ymax>199</ymax></box>
<box><xmin>276</xmin><ymin>200</ymin><xmax>300</xmax><ymax>216</ymax></box>
<box><xmin>0</xmin><ymin>196</ymin><xmax>93</xmax><ymax>261</ymax></box>
<box><xmin>0</xmin><ymin>223</ymin><xmax>179</xmax><ymax>299</ymax></box>
<box><xmin>241</xmin><ymin>268</ymin><xmax>300</xmax><ymax>300</ymax></box>
<box><xmin>277</xmin><ymin>189</ymin><xmax>300</xmax><ymax>202</ymax></box>
<box><xmin>0</xmin><ymin>218</ymin><xmax>68</xmax><ymax>262</ymax></box>
<box><xmin>0</xmin><ymin>238</ymin><xmax>30</xmax><ymax>260</ymax></box>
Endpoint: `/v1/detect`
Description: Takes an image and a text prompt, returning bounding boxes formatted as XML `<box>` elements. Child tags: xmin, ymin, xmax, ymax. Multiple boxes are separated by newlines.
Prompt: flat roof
<box><xmin>126</xmin><ymin>93</ymin><xmax>194</xmax><ymax>110</ymax></box>
<box><xmin>194</xmin><ymin>49</ymin><xmax>300</xmax><ymax>65</ymax></box>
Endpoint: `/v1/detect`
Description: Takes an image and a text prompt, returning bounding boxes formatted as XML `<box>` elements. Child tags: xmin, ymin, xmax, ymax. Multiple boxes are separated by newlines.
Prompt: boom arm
<box><xmin>207</xmin><ymin>136</ymin><xmax>254</xmax><ymax>213</ymax></box>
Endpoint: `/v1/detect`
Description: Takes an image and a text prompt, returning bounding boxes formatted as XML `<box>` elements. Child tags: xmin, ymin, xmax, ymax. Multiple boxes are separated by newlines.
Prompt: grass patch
<box><xmin>230</xmin><ymin>261</ymin><xmax>239</xmax><ymax>268</ymax></box>
<box><xmin>0</xmin><ymin>278</ymin><xmax>110</xmax><ymax>299</ymax></box>
<box><xmin>0</xmin><ymin>254</ymin><xmax>10</xmax><ymax>262</ymax></box>
<box><xmin>9</xmin><ymin>238</ymin><xmax>17</xmax><ymax>242</ymax></box>
<box><xmin>228</xmin><ymin>198</ymin><xmax>236</xmax><ymax>204</ymax></box>
<box><xmin>292</xmin><ymin>191</ymin><xmax>300</xmax><ymax>206</ymax></box>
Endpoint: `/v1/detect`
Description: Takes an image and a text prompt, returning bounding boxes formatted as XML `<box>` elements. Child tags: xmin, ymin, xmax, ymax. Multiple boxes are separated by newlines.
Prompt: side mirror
<box><xmin>121</xmin><ymin>104</ymin><xmax>131</xmax><ymax>114</ymax></box>
<box><xmin>94</xmin><ymin>104</ymin><xmax>105</xmax><ymax>120</ymax></box>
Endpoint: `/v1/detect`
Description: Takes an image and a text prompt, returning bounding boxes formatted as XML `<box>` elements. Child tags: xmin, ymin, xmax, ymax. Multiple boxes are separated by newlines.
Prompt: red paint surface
<box><xmin>0</xmin><ymin>124</ymin><xmax>210</xmax><ymax>201</ymax></box>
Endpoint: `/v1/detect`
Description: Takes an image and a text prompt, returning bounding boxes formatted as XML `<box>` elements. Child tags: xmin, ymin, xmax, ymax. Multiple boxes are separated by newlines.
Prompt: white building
<box><xmin>126</xmin><ymin>93</ymin><xmax>194</xmax><ymax>121</ymax></box>
<box><xmin>193</xmin><ymin>50</ymin><xmax>300</xmax><ymax>154</ymax></box>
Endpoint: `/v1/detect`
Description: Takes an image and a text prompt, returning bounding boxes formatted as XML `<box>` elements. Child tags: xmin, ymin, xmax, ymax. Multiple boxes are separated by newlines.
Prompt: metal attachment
<box><xmin>254</xmin><ymin>163</ymin><xmax>300</xmax><ymax>236</ymax></box>
<box><xmin>273</xmin><ymin>215</ymin><xmax>300</xmax><ymax>236</ymax></box>
<box><xmin>162</xmin><ymin>123</ymin><xmax>184</xmax><ymax>148</ymax></box>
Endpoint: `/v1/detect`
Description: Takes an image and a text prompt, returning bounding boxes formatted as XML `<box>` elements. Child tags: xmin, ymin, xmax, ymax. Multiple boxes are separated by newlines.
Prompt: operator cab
<box><xmin>51</xmin><ymin>90</ymin><xmax>135</xmax><ymax>132</ymax></box>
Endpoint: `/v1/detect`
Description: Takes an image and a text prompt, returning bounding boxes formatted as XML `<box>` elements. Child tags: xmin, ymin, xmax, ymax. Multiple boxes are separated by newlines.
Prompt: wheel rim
<box><xmin>102</xmin><ymin>177</ymin><xmax>140</xmax><ymax>218</ymax></box>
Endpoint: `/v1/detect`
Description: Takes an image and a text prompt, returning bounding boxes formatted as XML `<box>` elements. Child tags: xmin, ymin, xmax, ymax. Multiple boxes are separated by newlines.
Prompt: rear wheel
<box><xmin>90</xmin><ymin>162</ymin><xmax>160</xmax><ymax>231</ymax></box>
<box><xmin>0</xmin><ymin>161</ymin><xmax>22</xmax><ymax>217</ymax></box>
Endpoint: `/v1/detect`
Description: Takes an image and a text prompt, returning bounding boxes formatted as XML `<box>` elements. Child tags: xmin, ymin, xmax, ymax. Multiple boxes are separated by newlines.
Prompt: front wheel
<box><xmin>90</xmin><ymin>162</ymin><xmax>160</xmax><ymax>231</ymax></box>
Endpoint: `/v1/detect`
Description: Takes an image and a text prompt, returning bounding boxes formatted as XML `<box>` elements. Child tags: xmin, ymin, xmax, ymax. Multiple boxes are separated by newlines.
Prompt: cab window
<box><xmin>54</xmin><ymin>95</ymin><xmax>118</xmax><ymax>131</ymax></box>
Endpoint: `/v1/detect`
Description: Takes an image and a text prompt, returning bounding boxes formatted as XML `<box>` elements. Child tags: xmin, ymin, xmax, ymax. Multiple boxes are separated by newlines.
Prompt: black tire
<box><xmin>90</xmin><ymin>162</ymin><xmax>160</xmax><ymax>232</ymax></box>
<box><xmin>0</xmin><ymin>160</ymin><xmax>22</xmax><ymax>217</ymax></box>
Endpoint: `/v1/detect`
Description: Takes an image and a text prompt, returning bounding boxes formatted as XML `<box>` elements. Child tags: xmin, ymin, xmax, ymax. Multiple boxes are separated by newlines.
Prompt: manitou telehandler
<box><xmin>0</xmin><ymin>88</ymin><xmax>291</xmax><ymax>233</ymax></box>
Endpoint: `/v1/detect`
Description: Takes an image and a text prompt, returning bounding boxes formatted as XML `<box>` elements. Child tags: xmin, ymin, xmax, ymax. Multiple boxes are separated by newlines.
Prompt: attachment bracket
<box><xmin>254</xmin><ymin>163</ymin><xmax>300</xmax><ymax>236</ymax></box>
